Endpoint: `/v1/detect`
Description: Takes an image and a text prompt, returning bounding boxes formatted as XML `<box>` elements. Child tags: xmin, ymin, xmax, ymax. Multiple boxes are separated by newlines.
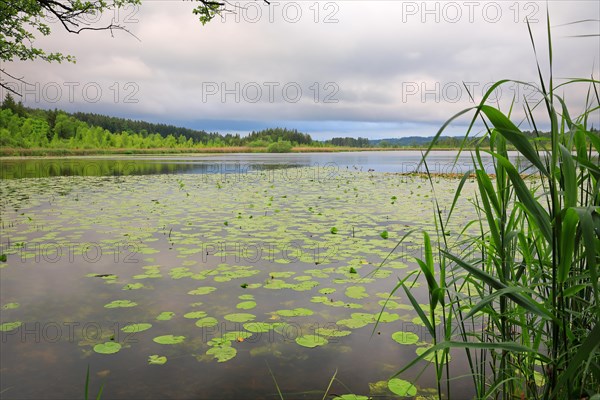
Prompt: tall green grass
<box><xmin>391</xmin><ymin>13</ymin><xmax>599</xmax><ymax>400</ymax></box>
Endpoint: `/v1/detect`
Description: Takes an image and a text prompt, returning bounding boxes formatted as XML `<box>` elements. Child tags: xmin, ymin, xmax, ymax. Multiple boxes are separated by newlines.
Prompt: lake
<box><xmin>0</xmin><ymin>152</ymin><xmax>503</xmax><ymax>399</ymax></box>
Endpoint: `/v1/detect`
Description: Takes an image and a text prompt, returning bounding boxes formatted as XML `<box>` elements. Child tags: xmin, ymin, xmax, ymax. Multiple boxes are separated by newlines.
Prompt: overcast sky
<box><xmin>3</xmin><ymin>0</ymin><xmax>599</xmax><ymax>139</ymax></box>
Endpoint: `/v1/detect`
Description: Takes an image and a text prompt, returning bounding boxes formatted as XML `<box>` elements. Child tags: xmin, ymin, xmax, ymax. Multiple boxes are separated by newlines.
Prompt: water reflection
<box><xmin>0</xmin><ymin>151</ymin><xmax>529</xmax><ymax>179</ymax></box>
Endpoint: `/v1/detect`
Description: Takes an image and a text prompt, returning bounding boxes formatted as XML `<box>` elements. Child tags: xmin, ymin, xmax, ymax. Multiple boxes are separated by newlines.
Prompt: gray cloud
<box><xmin>4</xmin><ymin>0</ymin><xmax>599</xmax><ymax>139</ymax></box>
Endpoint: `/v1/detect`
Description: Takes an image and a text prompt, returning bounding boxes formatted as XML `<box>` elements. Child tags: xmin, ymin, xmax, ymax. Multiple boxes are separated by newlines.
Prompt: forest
<box><xmin>0</xmin><ymin>94</ymin><xmax>487</xmax><ymax>153</ymax></box>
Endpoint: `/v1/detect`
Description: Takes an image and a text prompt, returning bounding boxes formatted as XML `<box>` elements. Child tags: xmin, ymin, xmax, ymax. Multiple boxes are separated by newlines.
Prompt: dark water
<box><xmin>0</xmin><ymin>155</ymin><xmax>488</xmax><ymax>399</ymax></box>
<box><xmin>0</xmin><ymin>150</ymin><xmax>528</xmax><ymax>179</ymax></box>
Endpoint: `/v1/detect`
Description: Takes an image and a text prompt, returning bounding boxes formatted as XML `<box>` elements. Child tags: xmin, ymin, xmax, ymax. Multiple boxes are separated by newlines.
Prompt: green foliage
<box><xmin>387</xmin><ymin>379</ymin><xmax>417</xmax><ymax>397</ymax></box>
<box><xmin>153</xmin><ymin>335</ymin><xmax>185</xmax><ymax>345</ymax></box>
<box><xmin>246</xmin><ymin>127</ymin><xmax>311</xmax><ymax>145</ymax></box>
<box><xmin>148</xmin><ymin>355</ymin><xmax>167</xmax><ymax>365</ymax></box>
<box><xmin>395</xmin><ymin>16</ymin><xmax>600</xmax><ymax>400</ymax></box>
<box><xmin>327</xmin><ymin>137</ymin><xmax>370</xmax><ymax>147</ymax></box>
<box><xmin>0</xmin><ymin>101</ymin><xmax>317</xmax><ymax>152</ymax></box>
<box><xmin>267</xmin><ymin>140</ymin><xmax>293</xmax><ymax>153</ymax></box>
<box><xmin>93</xmin><ymin>342</ymin><xmax>121</xmax><ymax>355</ymax></box>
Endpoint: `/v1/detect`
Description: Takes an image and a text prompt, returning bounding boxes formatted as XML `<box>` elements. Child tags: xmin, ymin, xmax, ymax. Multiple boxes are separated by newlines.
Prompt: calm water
<box><xmin>0</xmin><ymin>153</ymin><xmax>489</xmax><ymax>399</ymax></box>
<box><xmin>0</xmin><ymin>150</ymin><xmax>528</xmax><ymax>179</ymax></box>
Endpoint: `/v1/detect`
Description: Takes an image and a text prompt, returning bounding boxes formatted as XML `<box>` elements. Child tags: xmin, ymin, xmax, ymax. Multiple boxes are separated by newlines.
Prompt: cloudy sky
<box><xmin>4</xmin><ymin>0</ymin><xmax>599</xmax><ymax>139</ymax></box>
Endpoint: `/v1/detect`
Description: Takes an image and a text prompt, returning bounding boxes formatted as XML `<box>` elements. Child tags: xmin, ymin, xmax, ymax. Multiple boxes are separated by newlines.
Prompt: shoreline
<box><xmin>0</xmin><ymin>146</ymin><xmax>476</xmax><ymax>158</ymax></box>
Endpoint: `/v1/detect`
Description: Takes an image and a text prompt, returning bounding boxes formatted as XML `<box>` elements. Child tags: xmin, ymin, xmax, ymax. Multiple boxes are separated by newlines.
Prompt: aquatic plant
<box><xmin>390</xmin><ymin>14</ymin><xmax>600</xmax><ymax>399</ymax></box>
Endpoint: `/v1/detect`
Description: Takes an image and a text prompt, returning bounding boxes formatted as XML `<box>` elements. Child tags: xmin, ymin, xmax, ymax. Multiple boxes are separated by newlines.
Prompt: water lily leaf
<box><xmin>416</xmin><ymin>346</ymin><xmax>451</xmax><ymax>364</ymax></box>
<box><xmin>243</xmin><ymin>322</ymin><xmax>273</xmax><ymax>333</ymax></box>
<box><xmin>156</xmin><ymin>312</ymin><xmax>175</xmax><ymax>321</ymax></box>
<box><xmin>195</xmin><ymin>317</ymin><xmax>219</xmax><ymax>328</ymax></box>
<box><xmin>121</xmin><ymin>323</ymin><xmax>152</xmax><ymax>333</ymax></box>
<box><xmin>391</xmin><ymin>331</ymin><xmax>419</xmax><ymax>345</ymax></box>
<box><xmin>311</xmin><ymin>296</ymin><xmax>329</xmax><ymax>303</ymax></box>
<box><xmin>380</xmin><ymin>230</ymin><xmax>389</xmax><ymax>239</ymax></box>
<box><xmin>184</xmin><ymin>311</ymin><xmax>208</xmax><ymax>319</ymax></box>
<box><xmin>122</xmin><ymin>283</ymin><xmax>145</xmax><ymax>290</ymax></box>
<box><xmin>0</xmin><ymin>321</ymin><xmax>22</xmax><ymax>331</ymax></box>
<box><xmin>387</xmin><ymin>378</ymin><xmax>417</xmax><ymax>397</ymax></box>
<box><xmin>104</xmin><ymin>300</ymin><xmax>137</xmax><ymax>308</ymax></box>
<box><xmin>222</xmin><ymin>331</ymin><xmax>253</xmax><ymax>341</ymax></box>
<box><xmin>351</xmin><ymin>313</ymin><xmax>376</xmax><ymax>323</ymax></box>
<box><xmin>206</xmin><ymin>345</ymin><xmax>237</xmax><ymax>362</ymax></box>
<box><xmin>378</xmin><ymin>299</ymin><xmax>402</xmax><ymax>309</ymax></box>
<box><xmin>334</xmin><ymin>395</ymin><xmax>369</xmax><ymax>400</ymax></box>
<box><xmin>224</xmin><ymin>313</ymin><xmax>256</xmax><ymax>323</ymax></box>
<box><xmin>374</xmin><ymin>311</ymin><xmax>399</xmax><ymax>323</ymax></box>
<box><xmin>238</xmin><ymin>294</ymin><xmax>254</xmax><ymax>300</ymax></box>
<box><xmin>236</xmin><ymin>301</ymin><xmax>257</xmax><ymax>310</ymax></box>
<box><xmin>295</xmin><ymin>335</ymin><xmax>328</xmax><ymax>348</ymax></box>
<box><xmin>275</xmin><ymin>308</ymin><xmax>314</xmax><ymax>317</ymax></box>
<box><xmin>337</xmin><ymin>318</ymin><xmax>369</xmax><ymax>329</ymax></box>
<box><xmin>148</xmin><ymin>355</ymin><xmax>167</xmax><ymax>365</ymax></box>
<box><xmin>169</xmin><ymin>267</ymin><xmax>192</xmax><ymax>279</ymax></box>
<box><xmin>315</xmin><ymin>328</ymin><xmax>352</xmax><ymax>337</ymax></box>
<box><xmin>291</xmin><ymin>281</ymin><xmax>319</xmax><ymax>291</ymax></box>
<box><xmin>153</xmin><ymin>335</ymin><xmax>185</xmax><ymax>345</ymax></box>
<box><xmin>207</xmin><ymin>337</ymin><xmax>232</xmax><ymax>347</ymax></box>
<box><xmin>2</xmin><ymin>302</ymin><xmax>20</xmax><ymax>310</ymax></box>
<box><xmin>93</xmin><ymin>342</ymin><xmax>122</xmax><ymax>354</ymax></box>
<box><xmin>345</xmin><ymin>286</ymin><xmax>369</xmax><ymax>299</ymax></box>
<box><xmin>319</xmin><ymin>288</ymin><xmax>336</xmax><ymax>295</ymax></box>
<box><xmin>271</xmin><ymin>271</ymin><xmax>295</xmax><ymax>278</ymax></box>
<box><xmin>188</xmin><ymin>286</ymin><xmax>217</xmax><ymax>295</ymax></box>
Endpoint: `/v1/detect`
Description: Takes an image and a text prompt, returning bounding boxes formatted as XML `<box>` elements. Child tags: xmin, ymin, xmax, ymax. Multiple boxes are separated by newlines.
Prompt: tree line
<box><xmin>0</xmin><ymin>94</ymin><xmax>318</xmax><ymax>149</ymax></box>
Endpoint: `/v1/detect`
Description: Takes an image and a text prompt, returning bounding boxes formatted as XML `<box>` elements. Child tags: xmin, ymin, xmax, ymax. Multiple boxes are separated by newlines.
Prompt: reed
<box><xmin>391</xmin><ymin>12</ymin><xmax>599</xmax><ymax>399</ymax></box>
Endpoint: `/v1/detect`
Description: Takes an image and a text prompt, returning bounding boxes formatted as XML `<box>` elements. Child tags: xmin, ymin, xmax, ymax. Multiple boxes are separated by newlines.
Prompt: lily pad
<box><xmin>188</xmin><ymin>286</ymin><xmax>217</xmax><ymax>295</ymax></box>
<box><xmin>121</xmin><ymin>323</ymin><xmax>152</xmax><ymax>333</ymax></box>
<box><xmin>345</xmin><ymin>285</ymin><xmax>369</xmax><ymax>299</ymax></box>
<box><xmin>337</xmin><ymin>318</ymin><xmax>369</xmax><ymax>329</ymax></box>
<box><xmin>195</xmin><ymin>317</ymin><xmax>219</xmax><ymax>328</ymax></box>
<box><xmin>222</xmin><ymin>331</ymin><xmax>253</xmax><ymax>341</ymax></box>
<box><xmin>295</xmin><ymin>335</ymin><xmax>328</xmax><ymax>348</ymax></box>
<box><xmin>274</xmin><ymin>308</ymin><xmax>313</xmax><ymax>317</ymax></box>
<box><xmin>206</xmin><ymin>345</ymin><xmax>237</xmax><ymax>362</ymax></box>
<box><xmin>236</xmin><ymin>301</ymin><xmax>257</xmax><ymax>310</ymax></box>
<box><xmin>315</xmin><ymin>327</ymin><xmax>352</xmax><ymax>337</ymax></box>
<box><xmin>387</xmin><ymin>378</ymin><xmax>417</xmax><ymax>397</ymax></box>
<box><xmin>374</xmin><ymin>311</ymin><xmax>399</xmax><ymax>323</ymax></box>
<box><xmin>318</xmin><ymin>288</ymin><xmax>336</xmax><ymax>295</ymax></box>
<box><xmin>104</xmin><ymin>300</ymin><xmax>137</xmax><ymax>308</ymax></box>
<box><xmin>334</xmin><ymin>395</ymin><xmax>369</xmax><ymax>400</ymax></box>
<box><xmin>148</xmin><ymin>355</ymin><xmax>167</xmax><ymax>365</ymax></box>
<box><xmin>2</xmin><ymin>302</ymin><xmax>20</xmax><ymax>310</ymax></box>
<box><xmin>184</xmin><ymin>311</ymin><xmax>208</xmax><ymax>319</ymax></box>
<box><xmin>224</xmin><ymin>313</ymin><xmax>256</xmax><ymax>323</ymax></box>
<box><xmin>93</xmin><ymin>342</ymin><xmax>122</xmax><ymax>354</ymax></box>
<box><xmin>122</xmin><ymin>283</ymin><xmax>145</xmax><ymax>290</ymax></box>
<box><xmin>243</xmin><ymin>322</ymin><xmax>273</xmax><ymax>333</ymax></box>
<box><xmin>156</xmin><ymin>311</ymin><xmax>175</xmax><ymax>321</ymax></box>
<box><xmin>0</xmin><ymin>321</ymin><xmax>22</xmax><ymax>331</ymax></box>
<box><xmin>153</xmin><ymin>335</ymin><xmax>185</xmax><ymax>345</ymax></box>
<box><xmin>391</xmin><ymin>331</ymin><xmax>420</xmax><ymax>345</ymax></box>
